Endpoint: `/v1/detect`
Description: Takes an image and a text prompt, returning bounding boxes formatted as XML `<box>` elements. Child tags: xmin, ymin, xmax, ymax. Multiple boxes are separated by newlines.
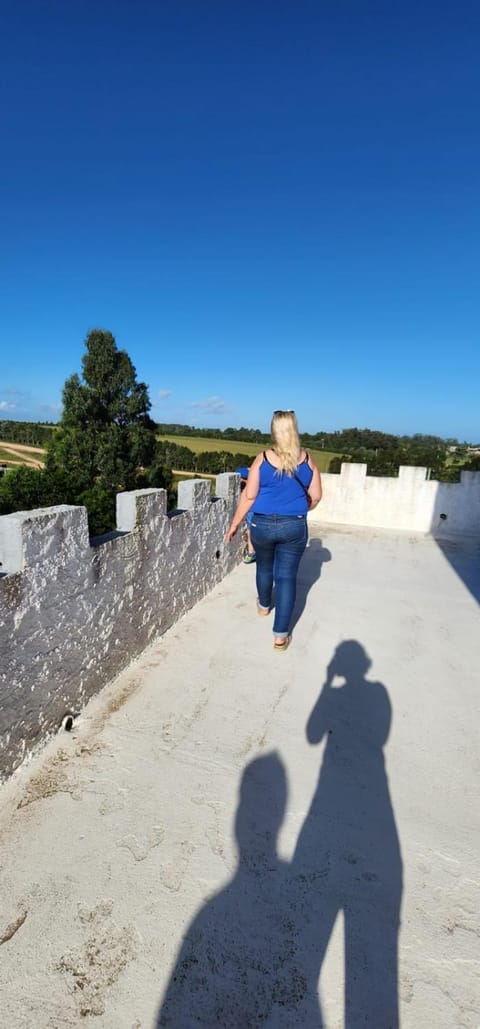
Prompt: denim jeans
<box><xmin>249</xmin><ymin>514</ymin><xmax>308</xmax><ymax>637</ymax></box>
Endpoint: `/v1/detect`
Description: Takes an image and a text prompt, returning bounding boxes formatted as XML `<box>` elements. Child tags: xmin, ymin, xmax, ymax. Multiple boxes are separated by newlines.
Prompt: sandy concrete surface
<box><xmin>0</xmin><ymin>526</ymin><xmax>479</xmax><ymax>1028</ymax></box>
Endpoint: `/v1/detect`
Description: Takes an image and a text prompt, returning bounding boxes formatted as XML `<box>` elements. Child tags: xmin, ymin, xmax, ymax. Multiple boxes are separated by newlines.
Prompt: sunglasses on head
<box><xmin>273</xmin><ymin>409</ymin><xmax>295</xmax><ymax>415</ymax></box>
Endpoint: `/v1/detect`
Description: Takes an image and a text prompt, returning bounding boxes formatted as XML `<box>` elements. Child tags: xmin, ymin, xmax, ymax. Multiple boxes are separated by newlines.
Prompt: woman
<box><xmin>225</xmin><ymin>411</ymin><xmax>322</xmax><ymax>651</ymax></box>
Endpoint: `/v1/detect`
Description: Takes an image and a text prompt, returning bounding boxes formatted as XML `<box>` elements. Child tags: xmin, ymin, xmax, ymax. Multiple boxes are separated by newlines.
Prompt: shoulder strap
<box><xmin>293</xmin><ymin>473</ymin><xmax>310</xmax><ymax>499</ymax></box>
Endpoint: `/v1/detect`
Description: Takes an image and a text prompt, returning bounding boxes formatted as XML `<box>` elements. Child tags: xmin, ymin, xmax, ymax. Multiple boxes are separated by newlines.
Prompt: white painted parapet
<box><xmin>0</xmin><ymin>475</ymin><xmax>240</xmax><ymax>780</ymax></box>
<box><xmin>2</xmin><ymin>465</ymin><xmax>478</xmax><ymax>780</ymax></box>
<box><xmin>308</xmin><ymin>464</ymin><xmax>480</xmax><ymax>537</ymax></box>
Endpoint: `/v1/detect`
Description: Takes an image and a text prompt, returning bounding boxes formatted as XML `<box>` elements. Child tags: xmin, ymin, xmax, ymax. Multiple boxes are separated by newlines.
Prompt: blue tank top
<box><xmin>254</xmin><ymin>453</ymin><xmax>313</xmax><ymax>515</ymax></box>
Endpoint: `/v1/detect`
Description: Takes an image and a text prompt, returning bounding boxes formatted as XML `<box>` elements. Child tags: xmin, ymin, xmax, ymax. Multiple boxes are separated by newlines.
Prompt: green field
<box><xmin>0</xmin><ymin>444</ymin><xmax>45</xmax><ymax>465</ymax></box>
<box><xmin>0</xmin><ymin>448</ymin><xmax>19</xmax><ymax>463</ymax></box>
<box><xmin>159</xmin><ymin>434</ymin><xmax>262</xmax><ymax>456</ymax></box>
<box><xmin>158</xmin><ymin>435</ymin><xmax>342</xmax><ymax>472</ymax></box>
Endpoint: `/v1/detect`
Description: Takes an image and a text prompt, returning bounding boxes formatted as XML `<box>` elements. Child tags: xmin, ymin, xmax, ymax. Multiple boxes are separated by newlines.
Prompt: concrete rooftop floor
<box><xmin>0</xmin><ymin>525</ymin><xmax>479</xmax><ymax>1028</ymax></box>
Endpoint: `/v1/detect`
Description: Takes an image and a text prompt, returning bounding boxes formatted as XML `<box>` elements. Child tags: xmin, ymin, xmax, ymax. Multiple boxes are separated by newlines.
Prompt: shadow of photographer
<box><xmin>291</xmin><ymin>640</ymin><xmax>403</xmax><ymax>1026</ymax></box>
<box><xmin>156</xmin><ymin>641</ymin><xmax>402</xmax><ymax>1027</ymax></box>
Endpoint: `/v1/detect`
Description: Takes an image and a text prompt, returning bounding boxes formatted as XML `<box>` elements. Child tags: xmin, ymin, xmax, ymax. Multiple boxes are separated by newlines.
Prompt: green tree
<box><xmin>461</xmin><ymin>455</ymin><xmax>480</xmax><ymax>471</ymax></box>
<box><xmin>76</xmin><ymin>486</ymin><xmax>116</xmax><ymax>538</ymax></box>
<box><xmin>0</xmin><ymin>466</ymin><xmax>45</xmax><ymax>513</ymax></box>
<box><xmin>135</xmin><ymin>451</ymin><xmax>175</xmax><ymax>508</ymax></box>
<box><xmin>48</xmin><ymin>329</ymin><xmax>156</xmax><ymax>494</ymax></box>
<box><xmin>45</xmin><ymin>329</ymin><xmax>157</xmax><ymax>531</ymax></box>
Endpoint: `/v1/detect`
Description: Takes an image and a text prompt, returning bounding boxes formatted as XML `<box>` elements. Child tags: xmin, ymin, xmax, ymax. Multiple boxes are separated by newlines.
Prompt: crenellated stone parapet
<box><xmin>308</xmin><ymin>464</ymin><xmax>480</xmax><ymax>536</ymax></box>
<box><xmin>1</xmin><ymin>463</ymin><xmax>479</xmax><ymax>781</ymax></box>
<box><xmin>0</xmin><ymin>475</ymin><xmax>240</xmax><ymax>780</ymax></box>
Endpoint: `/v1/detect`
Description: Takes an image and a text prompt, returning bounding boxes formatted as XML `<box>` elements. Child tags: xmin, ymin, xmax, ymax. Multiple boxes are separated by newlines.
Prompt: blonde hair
<box><xmin>271</xmin><ymin>410</ymin><xmax>301</xmax><ymax>475</ymax></box>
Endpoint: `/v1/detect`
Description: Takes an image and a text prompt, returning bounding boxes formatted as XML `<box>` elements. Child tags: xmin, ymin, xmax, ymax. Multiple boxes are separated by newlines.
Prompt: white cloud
<box><xmin>0</xmin><ymin>389</ymin><xmax>61</xmax><ymax>418</ymax></box>
<box><xmin>190</xmin><ymin>395</ymin><xmax>227</xmax><ymax>415</ymax></box>
<box><xmin>157</xmin><ymin>389</ymin><xmax>173</xmax><ymax>399</ymax></box>
<box><xmin>0</xmin><ymin>387</ymin><xmax>30</xmax><ymax>412</ymax></box>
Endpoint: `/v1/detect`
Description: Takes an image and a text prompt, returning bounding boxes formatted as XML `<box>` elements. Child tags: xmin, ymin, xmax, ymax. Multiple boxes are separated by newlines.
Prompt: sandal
<box><xmin>257</xmin><ymin>602</ymin><xmax>270</xmax><ymax>616</ymax></box>
<box><xmin>274</xmin><ymin>636</ymin><xmax>291</xmax><ymax>652</ymax></box>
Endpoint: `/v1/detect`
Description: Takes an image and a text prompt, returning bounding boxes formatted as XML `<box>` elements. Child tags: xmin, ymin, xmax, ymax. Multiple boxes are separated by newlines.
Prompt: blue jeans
<box><xmin>249</xmin><ymin>514</ymin><xmax>308</xmax><ymax>637</ymax></box>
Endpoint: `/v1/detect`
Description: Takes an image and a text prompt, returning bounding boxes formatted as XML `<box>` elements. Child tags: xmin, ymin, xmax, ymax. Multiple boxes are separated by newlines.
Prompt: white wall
<box><xmin>308</xmin><ymin>464</ymin><xmax>480</xmax><ymax>537</ymax></box>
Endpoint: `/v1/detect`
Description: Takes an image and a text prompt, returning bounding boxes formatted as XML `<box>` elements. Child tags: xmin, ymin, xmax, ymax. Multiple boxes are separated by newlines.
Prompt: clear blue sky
<box><xmin>1</xmin><ymin>1</ymin><xmax>478</xmax><ymax>440</ymax></box>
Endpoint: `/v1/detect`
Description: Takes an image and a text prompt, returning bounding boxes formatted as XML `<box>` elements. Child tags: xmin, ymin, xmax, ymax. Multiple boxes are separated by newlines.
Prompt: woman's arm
<box><xmin>307</xmin><ymin>454</ymin><xmax>323</xmax><ymax>510</ymax></box>
<box><xmin>225</xmin><ymin>454</ymin><xmax>261</xmax><ymax>543</ymax></box>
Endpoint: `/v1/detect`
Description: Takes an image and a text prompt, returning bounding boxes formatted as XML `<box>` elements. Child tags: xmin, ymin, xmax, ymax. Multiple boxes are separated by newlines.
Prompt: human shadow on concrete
<box><xmin>156</xmin><ymin>643</ymin><xmax>401</xmax><ymax>1028</ymax></box>
<box><xmin>290</xmin><ymin>536</ymin><xmax>332</xmax><ymax>631</ymax></box>
<box><xmin>291</xmin><ymin>640</ymin><xmax>403</xmax><ymax>1027</ymax></box>
<box><xmin>156</xmin><ymin>753</ymin><xmax>308</xmax><ymax>1027</ymax></box>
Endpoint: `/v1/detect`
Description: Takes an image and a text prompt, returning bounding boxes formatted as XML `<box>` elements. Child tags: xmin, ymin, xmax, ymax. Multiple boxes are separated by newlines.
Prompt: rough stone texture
<box><xmin>309</xmin><ymin>463</ymin><xmax>480</xmax><ymax>536</ymax></box>
<box><xmin>0</xmin><ymin>475</ymin><xmax>240</xmax><ymax>780</ymax></box>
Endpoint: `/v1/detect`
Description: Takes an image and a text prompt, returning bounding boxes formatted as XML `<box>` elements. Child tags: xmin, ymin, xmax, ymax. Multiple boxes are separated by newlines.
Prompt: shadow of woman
<box><xmin>291</xmin><ymin>641</ymin><xmax>403</xmax><ymax>1028</ymax></box>
<box><xmin>290</xmin><ymin>537</ymin><xmax>332</xmax><ymax>631</ymax></box>
<box><xmin>156</xmin><ymin>753</ymin><xmax>309</xmax><ymax>1027</ymax></box>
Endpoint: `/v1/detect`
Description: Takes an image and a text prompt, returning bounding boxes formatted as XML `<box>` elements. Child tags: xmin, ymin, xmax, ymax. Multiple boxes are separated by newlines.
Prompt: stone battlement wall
<box><xmin>308</xmin><ymin>463</ymin><xmax>480</xmax><ymax>536</ymax></box>
<box><xmin>1</xmin><ymin>463</ymin><xmax>479</xmax><ymax>781</ymax></box>
<box><xmin>0</xmin><ymin>475</ymin><xmax>240</xmax><ymax>780</ymax></box>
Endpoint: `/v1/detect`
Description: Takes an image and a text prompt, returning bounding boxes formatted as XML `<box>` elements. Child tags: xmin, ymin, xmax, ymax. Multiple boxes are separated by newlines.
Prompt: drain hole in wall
<box><xmin>439</xmin><ymin>513</ymin><xmax>447</xmax><ymax>520</ymax></box>
<box><xmin>215</xmin><ymin>549</ymin><xmax>221</xmax><ymax>559</ymax></box>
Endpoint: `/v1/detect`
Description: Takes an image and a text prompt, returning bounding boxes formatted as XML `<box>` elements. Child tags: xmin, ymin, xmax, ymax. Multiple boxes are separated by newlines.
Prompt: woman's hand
<box><xmin>225</xmin><ymin>524</ymin><xmax>238</xmax><ymax>544</ymax></box>
<box><xmin>225</xmin><ymin>454</ymin><xmax>260</xmax><ymax>545</ymax></box>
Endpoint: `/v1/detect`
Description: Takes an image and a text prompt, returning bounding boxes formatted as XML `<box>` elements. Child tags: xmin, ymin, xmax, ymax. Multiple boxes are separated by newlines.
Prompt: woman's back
<box><xmin>225</xmin><ymin>410</ymin><xmax>323</xmax><ymax>650</ymax></box>
<box><xmin>254</xmin><ymin>449</ymin><xmax>313</xmax><ymax>516</ymax></box>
